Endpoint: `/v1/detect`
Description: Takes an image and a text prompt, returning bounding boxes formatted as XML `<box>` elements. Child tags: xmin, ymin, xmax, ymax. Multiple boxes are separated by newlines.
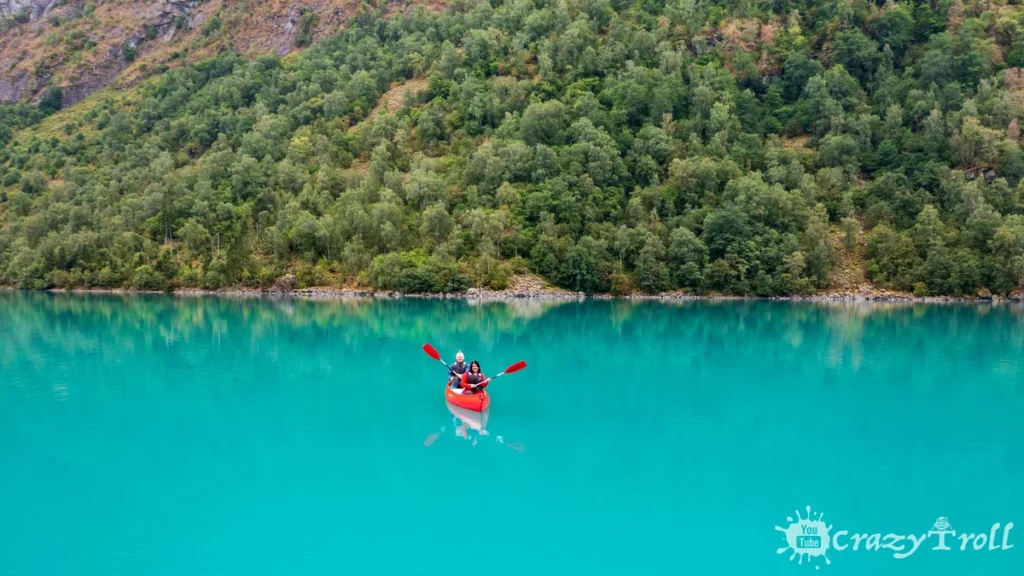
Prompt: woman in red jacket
<box><xmin>460</xmin><ymin>360</ymin><xmax>488</xmax><ymax>394</ymax></box>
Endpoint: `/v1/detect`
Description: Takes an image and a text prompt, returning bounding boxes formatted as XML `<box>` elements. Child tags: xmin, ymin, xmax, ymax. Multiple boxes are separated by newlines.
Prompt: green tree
<box><xmin>802</xmin><ymin>204</ymin><xmax>833</xmax><ymax>288</ymax></box>
<box><xmin>39</xmin><ymin>87</ymin><xmax>63</xmax><ymax>113</ymax></box>
<box><xmin>667</xmin><ymin>227</ymin><xmax>708</xmax><ymax>289</ymax></box>
<box><xmin>562</xmin><ymin>239</ymin><xmax>600</xmax><ymax>293</ymax></box>
<box><xmin>520</xmin><ymin>100</ymin><xmax>567</xmax><ymax>145</ymax></box>
<box><xmin>634</xmin><ymin>237</ymin><xmax>670</xmax><ymax>294</ymax></box>
<box><xmin>132</xmin><ymin>265</ymin><xmax>169</xmax><ymax>291</ymax></box>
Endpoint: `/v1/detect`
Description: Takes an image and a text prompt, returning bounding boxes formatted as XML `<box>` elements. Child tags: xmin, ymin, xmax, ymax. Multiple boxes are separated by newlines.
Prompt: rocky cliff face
<box><xmin>0</xmin><ymin>0</ymin><xmax>54</xmax><ymax>20</ymax></box>
<box><xmin>0</xmin><ymin>0</ymin><xmax>426</xmax><ymax>107</ymax></box>
<box><xmin>0</xmin><ymin>0</ymin><xmax>197</xmax><ymax>104</ymax></box>
<box><xmin>0</xmin><ymin>71</ymin><xmax>28</xmax><ymax>102</ymax></box>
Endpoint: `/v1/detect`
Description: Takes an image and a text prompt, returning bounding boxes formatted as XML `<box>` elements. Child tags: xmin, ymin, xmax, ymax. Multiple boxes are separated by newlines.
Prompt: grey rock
<box><xmin>0</xmin><ymin>0</ymin><xmax>52</xmax><ymax>21</ymax></box>
<box><xmin>2</xmin><ymin>0</ymin><xmax>201</xmax><ymax>104</ymax></box>
<box><xmin>61</xmin><ymin>59</ymin><xmax>126</xmax><ymax>108</ymax></box>
<box><xmin>269</xmin><ymin>274</ymin><xmax>297</xmax><ymax>292</ymax></box>
<box><xmin>284</xmin><ymin>6</ymin><xmax>300</xmax><ymax>33</ymax></box>
<box><xmin>0</xmin><ymin>72</ymin><xmax>28</xmax><ymax>103</ymax></box>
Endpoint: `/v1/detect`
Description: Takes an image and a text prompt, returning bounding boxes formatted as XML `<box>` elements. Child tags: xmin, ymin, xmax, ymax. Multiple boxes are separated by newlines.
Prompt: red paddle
<box><xmin>423</xmin><ymin>343</ymin><xmax>442</xmax><ymax>362</ymax></box>
<box><xmin>425</xmin><ymin>344</ymin><xmax>526</xmax><ymax>390</ymax></box>
<box><xmin>479</xmin><ymin>360</ymin><xmax>527</xmax><ymax>386</ymax></box>
<box><xmin>424</xmin><ymin>343</ymin><xmax>456</xmax><ymax>376</ymax></box>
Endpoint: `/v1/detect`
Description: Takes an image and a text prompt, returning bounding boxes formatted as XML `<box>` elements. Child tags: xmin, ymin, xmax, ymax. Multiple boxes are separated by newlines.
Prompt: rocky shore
<box><xmin>789</xmin><ymin>287</ymin><xmax>1024</xmax><ymax>303</ymax></box>
<box><xmin>5</xmin><ymin>276</ymin><xmax>1023</xmax><ymax>303</ymax></box>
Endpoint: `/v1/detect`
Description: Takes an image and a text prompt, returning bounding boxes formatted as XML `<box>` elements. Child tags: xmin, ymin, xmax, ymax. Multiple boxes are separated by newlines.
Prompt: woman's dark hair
<box><xmin>469</xmin><ymin>360</ymin><xmax>481</xmax><ymax>372</ymax></box>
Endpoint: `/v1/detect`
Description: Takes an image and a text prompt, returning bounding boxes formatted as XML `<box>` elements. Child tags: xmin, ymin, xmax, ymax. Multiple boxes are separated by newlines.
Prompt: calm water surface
<box><xmin>1</xmin><ymin>293</ymin><xmax>1022</xmax><ymax>574</ymax></box>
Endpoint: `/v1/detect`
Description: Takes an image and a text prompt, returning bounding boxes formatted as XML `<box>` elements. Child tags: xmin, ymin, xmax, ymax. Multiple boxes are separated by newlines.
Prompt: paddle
<box><xmin>423</xmin><ymin>343</ymin><xmax>453</xmax><ymax>372</ymax></box>
<box><xmin>475</xmin><ymin>360</ymin><xmax>527</xmax><ymax>389</ymax></box>
<box><xmin>425</xmin><ymin>344</ymin><xmax>526</xmax><ymax>391</ymax></box>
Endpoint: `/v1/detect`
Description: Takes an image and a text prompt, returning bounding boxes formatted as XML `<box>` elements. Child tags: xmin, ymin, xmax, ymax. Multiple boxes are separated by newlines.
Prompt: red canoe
<box><xmin>444</xmin><ymin>382</ymin><xmax>490</xmax><ymax>412</ymax></box>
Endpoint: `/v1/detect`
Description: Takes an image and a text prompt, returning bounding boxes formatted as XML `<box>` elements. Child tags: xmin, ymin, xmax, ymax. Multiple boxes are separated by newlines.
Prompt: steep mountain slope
<box><xmin>0</xmin><ymin>0</ymin><xmax>425</xmax><ymax>106</ymax></box>
<box><xmin>0</xmin><ymin>1</ymin><xmax>54</xmax><ymax>19</ymax></box>
<box><xmin>2</xmin><ymin>0</ymin><xmax>1024</xmax><ymax>297</ymax></box>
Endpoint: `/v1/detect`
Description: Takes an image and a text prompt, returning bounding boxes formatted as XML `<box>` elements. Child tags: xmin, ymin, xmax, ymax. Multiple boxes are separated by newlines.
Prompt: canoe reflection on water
<box><xmin>421</xmin><ymin>401</ymin><xmax>524</xmax><ymax>452</ymax></box>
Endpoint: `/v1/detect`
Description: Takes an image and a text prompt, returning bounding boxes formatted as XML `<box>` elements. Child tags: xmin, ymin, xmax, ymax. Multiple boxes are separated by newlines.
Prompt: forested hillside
<box><xmin>3</xmin><ymin>0</ymin><xmax>1024</xmax><ymax>296</ymax></box>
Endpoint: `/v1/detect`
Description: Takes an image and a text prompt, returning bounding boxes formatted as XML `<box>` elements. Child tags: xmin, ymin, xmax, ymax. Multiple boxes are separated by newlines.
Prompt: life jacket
<box><xmin>450</xmin><ymin>361</ymin><xmax>468</xmax><ymax>376</ymax></box>
<box><xmin>464</xmin><ymin>372</ymin><xmax>485</xmax><ymax>386</ymax></box>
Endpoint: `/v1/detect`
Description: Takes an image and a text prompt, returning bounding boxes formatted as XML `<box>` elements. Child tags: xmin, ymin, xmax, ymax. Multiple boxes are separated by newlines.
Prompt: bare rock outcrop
<box><xmin>0</xmin><ymin>70</ymin><xmax>27</xmax><ymax>102</ymax></box>
<box><xmin>269</xmin><ymin>274</ymin><xmax>298</xmax><ymax>293</ymax></box>
<box><xmin>0</xmin><ymin>0</ymin><xmax>53</xmax><ymax>20</ymax></box>
<box><xmin>60</xmin><ymin>46</ymin><xmax>127</xmax><ymax>107</ymax></box>
<box><xmin>0</xmin><ymin>0</ymin><xmax>431</xmax><ymax>106</ymax></box>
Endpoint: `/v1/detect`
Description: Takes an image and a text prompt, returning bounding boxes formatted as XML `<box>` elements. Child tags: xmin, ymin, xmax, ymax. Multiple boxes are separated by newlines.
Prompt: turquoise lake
<box><xmin>1</xmin><ymin>292</ymin><xmax>1022</xmax><ymax>574</ymax></box>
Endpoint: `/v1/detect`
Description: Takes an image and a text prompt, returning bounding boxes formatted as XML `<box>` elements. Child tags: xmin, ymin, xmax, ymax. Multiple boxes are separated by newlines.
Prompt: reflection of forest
<box><xmin>3</xmin><ymin>293</ymin><xmax>1024</xmax><ymax>367</ymax></box>
<box><xmin>3</xmin><ymin>293</ymin><xmax>1023</xmax><ymax>388</ymax></box>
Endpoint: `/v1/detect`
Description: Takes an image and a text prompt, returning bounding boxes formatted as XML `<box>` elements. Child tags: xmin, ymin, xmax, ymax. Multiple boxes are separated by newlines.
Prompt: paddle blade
<box><xmin>503</xmin><ymin>360</ymin><xmax>527</xmax><ymax>374</ymax></box>
<box><xmin>423</xmin><ymin>343</ymin><xmax>441</xmax><ymax>361</ymax></box>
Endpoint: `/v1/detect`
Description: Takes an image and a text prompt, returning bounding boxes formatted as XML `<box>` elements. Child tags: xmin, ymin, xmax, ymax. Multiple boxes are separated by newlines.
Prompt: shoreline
<box><xmin>3</xmin><ymin>284</ymin><xmax>1022</xmax><ymax>304</ymax></box>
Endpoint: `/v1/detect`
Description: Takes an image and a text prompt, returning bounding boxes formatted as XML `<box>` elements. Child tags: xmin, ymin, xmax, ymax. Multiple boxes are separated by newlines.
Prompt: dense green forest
<box><xmin>3</xmin><ymin>0</ymin><xmax>1024</xmax><ymax>296</ymax></box>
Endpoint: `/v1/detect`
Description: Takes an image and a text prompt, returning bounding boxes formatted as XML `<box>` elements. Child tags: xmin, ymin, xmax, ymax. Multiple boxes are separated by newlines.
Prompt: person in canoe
<box><xmin>448</xmin><ymin>351</ymin><xmax>468</xmax><ymax>389</ymax></box>
<box><xmin>460</xmin><ymin>360</ymin><xmax>488</xmax><ymax>394</ymax></box>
